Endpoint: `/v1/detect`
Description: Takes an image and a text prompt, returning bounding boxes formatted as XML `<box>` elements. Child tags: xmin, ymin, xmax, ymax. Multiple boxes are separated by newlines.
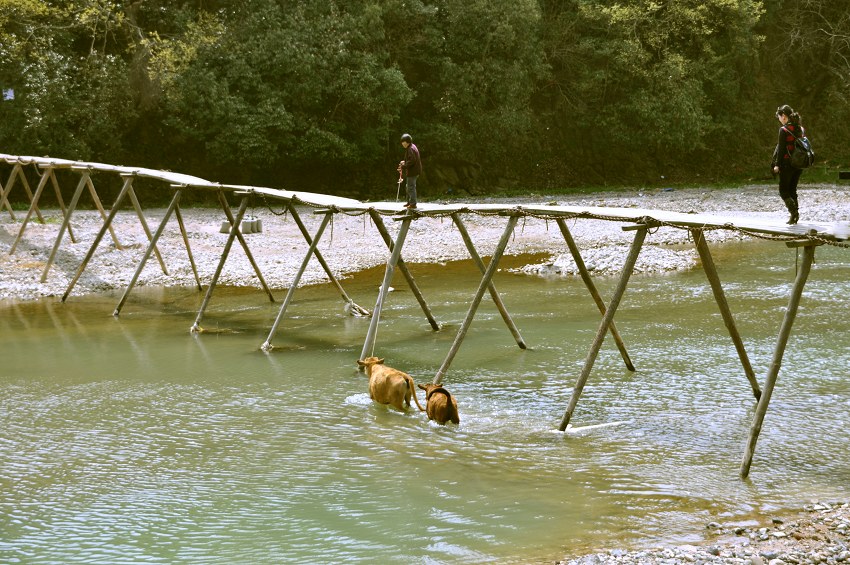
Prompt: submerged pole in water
<box><xmin>261</xmin><ymin>211</ymin><xmax>333</xmax><ymax>351</ymax></box>
<box><xmin>360</xmin><ymin>215</ymin><xmax>413</xmax><ymax>361</ymax></box>
<box><xmin>556</xmin><ymin>218</ymin><xmax>633</xmax><ymax>371</ymax></box>
<box><xmin>740</xmin><ymin>242</ymin><xmax>816</xmax><ymax>478</ymax></box>
<box><xmin>690</xmin><ymin>228</ymin><xmax>760</xmax><ymax>400</ymax></box>
<box><xmin>434</xmin><ymin>213</ymin><xmax>520</xmax><ymax>384</ymax></box>
<box><xmin>368</xmin><ymin>209</ymin><xmax>440</xmax><ymax>330</ymax></box>
<box><xmin>559</xmin><ymin>226</ymin><xmax>647</xmax><ymax>431</ymax></box>
<box><xmin>451</xmin><ymin>212</ymin><xmax>526</xmax><ymax>349</ymax></box>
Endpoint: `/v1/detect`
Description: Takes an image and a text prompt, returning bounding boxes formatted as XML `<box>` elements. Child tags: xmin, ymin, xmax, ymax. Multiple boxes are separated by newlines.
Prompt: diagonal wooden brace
<box><xmin>555</xmin><ymin>218</ymin><xmax>633</xmax><ymax>370</ymax></box>
<box><xmin>359</xmin><ymin>216</ymin><xmax>414</xmax><ymax>362</ymax></box>
<box><xmin>190</xmin><ymin>195</ymin><xmax>253</xmax><ymax>332</ymax></box>
<box><xmin>451</xmin><ymin>212</ymin><xmax>526</xmax><ymax>349</ymax></box>
<box><xmin>112</xmin><ymin>189</ymin><xmax>185</xmax><ymax>316</ymax></box>
<box><xmin>690</xmin><ymin>228</ymin><xmax>760</xmax><ymax>400</ymax></box>
<box><xmin>61</xmin><ymin>174</ymin><xmax>136</xmax><ymax>301</ymax></box>
<box><xmin>740</xmin><ymin>243</ymin><xmax>816</xmax><ymax>478</ymax></box>
<box><xmin>559</xmin><ymin>226</ymin><xmax>648</xmax><ymax>431</ymax></box>
<box><xmin>260</xmin><ymin>211</ymin><xmax>334</xmax><ymax>351</ymax></box>
<box><xmin>433</xmin><ymin>214</ymin><xmax>520</xmax><ymax>384</ymax></box>
<box><xmin>368</xmin><ymin>209</ymin><xmax>439</xmax><ymax>330</ymax></box>
<box><xmin>289</xmin><ymin>204</ymin><xmax>369</xmax><ymax>316</ymax></box>
<box><xmin>216</xmin><ymin>191</ymin><xmax>274</xmax><ymax>302</ymax></box>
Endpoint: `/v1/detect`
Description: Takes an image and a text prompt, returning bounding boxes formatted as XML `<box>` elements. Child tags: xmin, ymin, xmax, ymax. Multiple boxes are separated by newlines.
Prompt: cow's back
<box><xmin>369</xmin><ymin>366</ymin><xmax>411</xmax><ymax>410</ymax></box>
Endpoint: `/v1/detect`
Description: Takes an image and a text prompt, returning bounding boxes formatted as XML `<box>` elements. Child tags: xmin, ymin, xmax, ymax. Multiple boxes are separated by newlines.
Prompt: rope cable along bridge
<box><xmin>3</xmin><ymin>152</ymin><xmax>850</xmax><ymax>479</ymax></box>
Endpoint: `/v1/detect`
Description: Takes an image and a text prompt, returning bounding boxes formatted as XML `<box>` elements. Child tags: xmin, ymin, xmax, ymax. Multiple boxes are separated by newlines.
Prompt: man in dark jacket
<box><xmin>398</xmin><ymin>133</ymin><xmax>422</xmax><ymax>208</ymax></box>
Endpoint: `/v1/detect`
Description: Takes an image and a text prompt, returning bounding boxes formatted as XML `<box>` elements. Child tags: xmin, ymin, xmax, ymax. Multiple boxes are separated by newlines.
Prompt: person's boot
<box><xmin>783</xmin><ymin>197</ymin><xmax>799</xmax><ymax>225</ymax></box>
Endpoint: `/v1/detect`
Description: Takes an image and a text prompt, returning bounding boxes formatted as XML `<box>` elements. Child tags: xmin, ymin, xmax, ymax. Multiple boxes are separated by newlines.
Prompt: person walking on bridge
<box><xmin>771</xmin><ymin>105</ymin><xmax>805</xmax><ymax>224</ymax></box>
<box><xmin>398</xmin><ymin>133</ymin><xmax>422</xmax><ymax>209</ymax></box>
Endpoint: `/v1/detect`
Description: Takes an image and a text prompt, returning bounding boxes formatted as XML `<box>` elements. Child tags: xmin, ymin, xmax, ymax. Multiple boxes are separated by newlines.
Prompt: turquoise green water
<box><xmin>2</xmin><ymin>242</ymin><xmax>849</xmax><ymax>564</ymax></box>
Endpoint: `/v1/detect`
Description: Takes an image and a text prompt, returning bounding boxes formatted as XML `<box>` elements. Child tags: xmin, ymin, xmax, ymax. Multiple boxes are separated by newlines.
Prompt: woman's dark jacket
<box><xmin>771</xmin><ymin>123</ymin><xmax>804</xmax><ymax>170</ymax></box>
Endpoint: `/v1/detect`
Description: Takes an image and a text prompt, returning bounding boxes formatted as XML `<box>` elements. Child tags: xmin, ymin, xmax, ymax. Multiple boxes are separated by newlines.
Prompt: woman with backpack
<box><xmin>771</xmin><ymin>104</ymin><xmax>805</xmax><ymax>224</ymax></box>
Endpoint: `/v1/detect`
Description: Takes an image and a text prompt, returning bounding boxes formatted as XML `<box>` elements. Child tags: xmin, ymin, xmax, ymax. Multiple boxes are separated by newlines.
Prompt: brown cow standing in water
<box><xmin>418</xmin><ymin>383</ymin><xmax>460</xmax><ymax>425</ymax></box>
<box><xmin>357</xmin><ymin>357</ymin><xmax>425</xmax><ymax>412</ymax></box>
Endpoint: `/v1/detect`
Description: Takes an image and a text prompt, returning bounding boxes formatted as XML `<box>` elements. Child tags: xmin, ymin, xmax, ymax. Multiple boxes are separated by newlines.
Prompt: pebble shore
<box><xmin>2</xmin><ymin>183</ymin><xmax>848</xmax><ymax>302</ymax></box>
<box><xmin>560</xmin><ymin>501</ymin><xmax>850</xmax><ymax>565</ymax></box>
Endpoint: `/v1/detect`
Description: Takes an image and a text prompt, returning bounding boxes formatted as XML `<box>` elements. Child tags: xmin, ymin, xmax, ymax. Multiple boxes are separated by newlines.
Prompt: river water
<box><xmin>2</xmin><ymin>240</ymin><xmax>849</xmax><ymax>564</ymax></box>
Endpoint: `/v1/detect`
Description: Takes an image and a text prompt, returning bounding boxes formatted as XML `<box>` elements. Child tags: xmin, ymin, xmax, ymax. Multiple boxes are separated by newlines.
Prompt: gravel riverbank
<box><xmin>560</xmin><ymin>501</ymin><xmax>850</xmax><ymax>565</ymax></box>
<box><xmin>2</xmin><ymin>183</ymin><xmax>848</xmax><ymax>302</ymax></box>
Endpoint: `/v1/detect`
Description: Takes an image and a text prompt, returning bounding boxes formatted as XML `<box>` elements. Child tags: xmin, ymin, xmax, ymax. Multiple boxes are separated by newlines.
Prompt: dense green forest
<box><xmin>2</xmin><ymin>0</ymin><xmax>849</xmax><ymax>200</ymax></box>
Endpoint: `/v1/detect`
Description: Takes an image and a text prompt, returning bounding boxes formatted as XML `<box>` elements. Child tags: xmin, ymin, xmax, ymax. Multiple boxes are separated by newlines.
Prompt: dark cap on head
<box><xmin>400</xmin><ymin>133</ymin><xmax>413</xmax><ymax>143</ymax></box>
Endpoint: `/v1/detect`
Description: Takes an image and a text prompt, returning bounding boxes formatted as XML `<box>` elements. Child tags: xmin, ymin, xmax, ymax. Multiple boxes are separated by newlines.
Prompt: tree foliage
<box><xmin>1</xmin><ymin>0</ymin><xmax>848</xmax><ymax>197</ymax></box>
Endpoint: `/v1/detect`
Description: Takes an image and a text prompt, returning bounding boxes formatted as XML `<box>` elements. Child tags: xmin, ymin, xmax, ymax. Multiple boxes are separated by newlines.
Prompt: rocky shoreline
<box><xmin>2</xmin><ymin>183</ymin><xmax>848</xmax><ymax>302</ymax></box>
<box><xmin>560</xmin><ymin>501</ymin><xmax>850</xmax><ymax>565</ymax></box>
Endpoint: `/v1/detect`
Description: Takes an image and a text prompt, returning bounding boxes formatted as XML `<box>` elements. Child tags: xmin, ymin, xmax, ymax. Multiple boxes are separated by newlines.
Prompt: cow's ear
<box><xmin>356</xmin><ymin>360</ymin><xmax>365</xmax><ymax>366</ymax></box>
<box><xmin>418</xmin><ymin>384</ymin><xmax>427</xmax><ymax>390</ymax></box>
<box><xmin>377</xmin><ymin>358</ymin><xmax>385</xmax><ymax>364</ymax></box>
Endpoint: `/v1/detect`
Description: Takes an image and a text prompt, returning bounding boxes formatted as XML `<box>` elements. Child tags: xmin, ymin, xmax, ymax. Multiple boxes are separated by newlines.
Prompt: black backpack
<box><xmin>782</xmin><ymin>126</ymin><xmax>815</xmax><ymax>169</ymax></box>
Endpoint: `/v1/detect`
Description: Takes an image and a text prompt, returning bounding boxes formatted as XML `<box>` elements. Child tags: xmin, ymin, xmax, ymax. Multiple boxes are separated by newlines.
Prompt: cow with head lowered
<box><xmin>418</xmin><ymin>383</ymin><xmax>460</xmax><ymax>425</ymax></box>
<box><xmin>357</xmin><ymin>356</ymin><xmax>425</xmax><ymax>412</ymax></box>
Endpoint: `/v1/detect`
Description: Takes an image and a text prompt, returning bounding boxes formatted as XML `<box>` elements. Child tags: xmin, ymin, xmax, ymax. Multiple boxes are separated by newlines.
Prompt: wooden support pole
<box><xmin>433</xmin><ymin>214</ymin><xmax>520</xmax><ymax>384</ymax></box>
<box><xmin>173</xmin><ymin>201</ymin><xmax>202</xmax><ymax>291</ymax></box>
<box><xmin>10</xmin><ymin>166</ymin><xmax>78</xmax><ymax>254</ymax></box>
<box><xmin>359</xmin><ymin>216</ymin><xmax>414</xmax><ymax>361</ymax></box>
<box><xmin>1</xmin><ymin>163</ymin><xmax>21</xmax><ymax>220</ymax></box>
<box><xmin>84</xmin><ymin>174</ymin><xmax>123</xmax><ymax>250</ymax></box>
<box><xmin>260</xmin><ymin>212</ymin><xmax>333</xmax><ymax>351</ymax></box>
<box><xmin>16</xmin><ymin>163</ymin><xmax>44</xmax><ymax>223</ymax></box>
<box><xmin>368</xmin><ymin>209</ymin><xmax>440</xmax><ymax>330</ymax></box>
<box><xmin>559</xmin><ymin>227</ymin><xmax>648</xmax><ymax>431</ymax></box>
<box><xmin>10</xmin><ymin>166</ymin><xmax>51</xmax><ymax>254</ymax></box>
<box><xmin>690</xmin><ymin>228</ymin><xmax>760</xmax><ymax>400</ymax></box>
<box><xmin>287</xmin><ymin>203</ymin><xmax>369</xmax><ymax>316</ymax></box>
<box><xmin>0</xmin><ymin>166</ymin><xmax>10</xmax><ymax>219</ymax></box>
<box><xmin>48</xmin><ymin>167</ymin><xmax>77</xmax><ymax>243</ymax></box>
<box><xmin>3</xmin><ymin>162</ymin><xmax>48</xmax><ymax>224</ymax></box>
<box><xmin>190</xmin><ymin>195</ymin><xmax>252</xmax><ymax>333</ymax></box>
<box><xmin>216</xmin><ymin>191</ymin><xmax>275</xmax><ymax>303</ymax></box>
<box><xmin>556</xmin><ymin>218</ymin><xmax>634</xmax><ymax>371</ymax></box>
<box><xmin>40</xmin><ymin>171</ymin><xmax>90</xmax><ymax>282</ymax></box>
<box><xmin>740</xmin><ymin>243</ymin><xmax>816</xmax><ymax>478</ymax></box>
<box><xmin>127</xmin><ymin>183</ymin><xmax>168</xmax><ymax>275</ymax></box>
<box><xmin>451</xmin><ymin>212</ymin><xmax>526</xmax><ymax>349</ymax></box>
<box><xmin>61</xmin><ymin>175</ymin><xmax>136</xmax><ymax>301</ymax></box>
<box><xmin>112</xmin><ymin>189</ymin><xmax>184</xmax><ymax>316</ymax></box>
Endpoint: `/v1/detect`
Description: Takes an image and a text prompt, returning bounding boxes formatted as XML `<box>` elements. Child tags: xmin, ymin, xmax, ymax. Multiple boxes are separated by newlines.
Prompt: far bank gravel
<box><xmin>4</xmin><ymin>183</ymin><xmax>848</xmax><ymax>302</ymax></box>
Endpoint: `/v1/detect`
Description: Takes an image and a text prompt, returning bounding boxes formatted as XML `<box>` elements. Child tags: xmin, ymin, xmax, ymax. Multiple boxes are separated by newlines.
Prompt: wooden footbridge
<box><xmin>3</xmin><ymin>152</ymin><xmax>850</xmax><ymax>478</ymax></box>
